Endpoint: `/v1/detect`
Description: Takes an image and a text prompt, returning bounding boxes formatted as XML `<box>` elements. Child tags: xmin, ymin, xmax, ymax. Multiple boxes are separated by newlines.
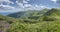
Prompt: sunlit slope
<box><xmin>0</xmin><ymin>15</ymin><xmax>17</xmax><ymax>32</ymax></box>
<box><xmin>43</xmin><ymin>8</ymin><xmax>60</xmax><ymax>21</ymax></box>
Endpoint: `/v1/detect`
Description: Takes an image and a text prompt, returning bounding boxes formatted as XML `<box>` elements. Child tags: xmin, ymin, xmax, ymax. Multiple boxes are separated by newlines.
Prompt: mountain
<box><xmin>1</xmin><ymin>8</ymin><xmax>60</xmax><ymax>32</ymax></box>
<box><xmin>43</xmin><ymin>8</ymin><xmax>60</xmax><ymax>21</ymax></box>
<box><xmin>8</xmin><ymin>8</ymin><xmax>49</xmax><ymax>19</ymax></box>
<box><xmin>8</xmin><ymin>11</ymin><xmax>26</xmax><ymax>18</ymax></box>
<box><xmin>7</xmin><ymin>8</ymin><xmax>60</xmax><ymax>32</ymax></box>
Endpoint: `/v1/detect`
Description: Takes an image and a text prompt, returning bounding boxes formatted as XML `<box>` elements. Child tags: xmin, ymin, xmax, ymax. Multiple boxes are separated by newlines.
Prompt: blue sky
<box><xmin>0</xmin><ymin>0</ymin><xmax>60</xmax><ymax>12</ymax></box>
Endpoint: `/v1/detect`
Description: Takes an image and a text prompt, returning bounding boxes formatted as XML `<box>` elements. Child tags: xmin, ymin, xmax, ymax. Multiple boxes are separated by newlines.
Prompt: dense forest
<box><xmin>0</xmin><ymin>8</ymin><xmax>60</xmax><ymax>32</ymax></box>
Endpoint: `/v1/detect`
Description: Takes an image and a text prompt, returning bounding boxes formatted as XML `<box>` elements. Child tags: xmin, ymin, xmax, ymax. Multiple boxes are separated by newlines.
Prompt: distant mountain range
<box><xmin>8</xmin><ymin>9</ymin><xmax>49</xmax><ymax>18</ymax></box>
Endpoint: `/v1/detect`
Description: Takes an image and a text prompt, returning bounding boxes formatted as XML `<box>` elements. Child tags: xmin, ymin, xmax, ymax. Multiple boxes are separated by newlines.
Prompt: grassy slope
<box><xmin>1</xmin><ymin>8</ymin><xmax>60</xmax><ymax>32</ymax></box>
<box><xmin>0</xmin><ymin>15</ymin><xmax>17</xmax><ymax>32</ymax></box>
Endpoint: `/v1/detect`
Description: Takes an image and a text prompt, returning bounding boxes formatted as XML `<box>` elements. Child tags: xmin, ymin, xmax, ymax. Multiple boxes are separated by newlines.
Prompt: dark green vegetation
<box><xmin>0</xmin><ymin>8</ymin><xmax>60</xmax><ymax>32</ymax></box>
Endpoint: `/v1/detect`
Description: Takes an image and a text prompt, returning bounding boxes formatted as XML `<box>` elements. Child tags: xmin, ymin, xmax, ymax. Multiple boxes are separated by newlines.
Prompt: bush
<box><xmin>43</xmin><ymin>16</ymin><xmax>56</xmax><ymax>21</ymax></box>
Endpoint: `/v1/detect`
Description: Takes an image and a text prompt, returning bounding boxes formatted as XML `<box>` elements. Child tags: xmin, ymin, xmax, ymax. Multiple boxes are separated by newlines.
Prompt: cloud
<box><xmin>0</xmin><ymin>0</ymin><xmax>14</xmax><ymax>4</ymax></box>
<box><xmin>24</xmin><ymin>4</ymin><xmax>32</xmax><ymax>7</ymax></box>
<box><xmin>16</xmin><ymin>0</ymin><xmax>29</xmax><ymax>3</ymax></box>
<box><xmin>0</xmin><ymin>4</ymin><xmax>15</xmax><ymax>10</ymax></box>
<box><xmin>23</xmin><ymin>4</ymin><xmax>50</xmax><ymax>10</ymax></box>
<box><xmin>51</xmin><ymin>0</ymin><xmax>60</xmax><ymax>6</ymax></box>
<box><xmin>51</xmin><ymin>0</ymin><xmax>57</xmax><ymax>3</ymax></box>
<box><xmin>16</xmin><ymin>0</ymin><xmax>30</xmax><ymax>8</ymax></box>
<box><xmin>16</xmin><ymin>0</ymin><xmax>50</xmax><ymax>10</ymax></box>
<box><xmin>23</xmin><ymin>0</ymin><xmax>28</xmax><ymax>3</ymax></box>
<box><xmin>0</xmin><ymin>0</ymin><xmax>50</xmax><ymax>12</ymax></box>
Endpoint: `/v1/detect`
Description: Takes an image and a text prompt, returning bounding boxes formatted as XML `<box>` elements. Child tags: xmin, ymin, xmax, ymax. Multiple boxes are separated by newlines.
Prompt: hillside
<box><xmin>0</xmin><ymin>15</ymin><xmax>17</xmax><ymax>32</ymax></box>
<box><xmin>43</xmin><ymin>8</ymin><xmax>60</xmax><ymax>21</ymax></box>
<box><xmin>8</xmin><ymin>8</ymin><xmax>49</xmax><ymax>20</ymax></box>
<box><xmin>1</xmin><ymin>8</ymin><xmax>60</xmax><ymax>32</ymax></box>
<box><xmin>8</xmin><ymin>11</ymin><xmax>26</xmax><ymax>18</ymax></box>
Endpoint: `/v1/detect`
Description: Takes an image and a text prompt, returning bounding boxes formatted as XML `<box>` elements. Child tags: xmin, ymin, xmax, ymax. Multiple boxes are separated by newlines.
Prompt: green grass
<box><xmin>1</xmin><ymin>8</ymin><xmax>60</xmax><ymax>32</ymax></box>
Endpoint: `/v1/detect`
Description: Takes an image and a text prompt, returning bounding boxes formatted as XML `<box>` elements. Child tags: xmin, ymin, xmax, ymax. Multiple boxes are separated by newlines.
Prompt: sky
<box><xmin>0</xmin><ymin>0</ymin><xmax>60</xmax><ymax>13</ymax></box>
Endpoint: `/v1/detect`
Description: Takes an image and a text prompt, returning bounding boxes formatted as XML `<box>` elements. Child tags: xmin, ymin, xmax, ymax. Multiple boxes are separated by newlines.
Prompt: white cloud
<box><xmin>23</xmin><ymin>0</ymin><xmax>28</xmax><ymax>3</ymax></box>
<box><xmin>0</xmin><ymin>3</ymin><xmax>50</xmax><ymax>12</ymax></box>
<box><xmin>23</xmin><ymin>4</ymin><xmax>50</xmax><ymax>10</ymax></box>
<box><xmin>16</xmin><ymin>0</ymin><xmax>30</xmax><ymax>8</ymax></box>
<box><xmin>16</xmin><ymin>0</ymin><xmax>50</xmax><ymax>10</ymax></box>
<box><xmin>0</xmin><ymin>0</ymin><xmax>50</xmax><ymax>12</ymax></box>
<box><xmin>16</xmin><ymin>0</ymin><xmax>29</xmax><ymax>5</ymax></box>
<box><xmin>51</xmin><ymin>0</ymin><xmax>57</xmax><ymax>3</ymax></box>
<box><xmin>0</xmin><ymin>0</ymin><xmax>10</xmax><ymax>2</ymax></box>
<box><xmin>16</xmin><ymin>0</ymin><xmax>29</xmax><ymax>3</ymax></box>
<box><xmin>16</xmin><ymin>1</ymin><xmax>24</xmax><ymax>8</ymax></box>
<box><xmin>0</xmin><ymin>4</ymin><xmax>15</xmax><ymax>10</ymax></box>
<box><xmin>33</xmin><ymin>5</ymin><xmax>50</xmax><ymax>10</ymax></box>
<box><xmin>0</xmin><ymin>0</ymin><xmax>14</xmax><ymax>4</ymax></box>
<box><xmin>24</xmin><ymin>4</ymin><xmax>32</xmax><ymax>7</ymax></box>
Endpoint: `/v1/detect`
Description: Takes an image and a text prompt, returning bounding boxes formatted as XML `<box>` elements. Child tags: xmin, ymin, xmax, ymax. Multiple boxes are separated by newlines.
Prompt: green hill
<box><xmin>8</xmin><ymin>11</ymin><xmax>26</xmax><ymax>18</ymax></box>
<box><xmin>1</xmin><ymin>8</ymin><xmax>60</xmax><ymax>32</ymax></box>
<box><xmin>43</xmin><ymin>8</ymin><xmax>60</xmax><ymax>21</ymax></box>
<box><xmin>0</xmin><ymin>15</ymin><xmax>17</xmax><ymax>32</ymax></box>
<box><xmin>8</xmin><ymin>9</ymin><xmax>49</xmax><ymax>20</ymax></box>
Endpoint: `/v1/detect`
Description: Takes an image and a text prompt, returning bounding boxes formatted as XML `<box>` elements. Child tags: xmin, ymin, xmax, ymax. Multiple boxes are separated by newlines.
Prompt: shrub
<box><xmin>43</xmin><ymin>16</ymin><xmax>56</xmax><ymax>21</ymax></box>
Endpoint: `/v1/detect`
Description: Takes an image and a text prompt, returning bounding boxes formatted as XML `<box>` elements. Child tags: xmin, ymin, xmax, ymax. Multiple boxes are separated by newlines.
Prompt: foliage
<box><xmin>1</xmin><ymin>8</ymin><xmax>60</xmax><ymax>32</ymax></box>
